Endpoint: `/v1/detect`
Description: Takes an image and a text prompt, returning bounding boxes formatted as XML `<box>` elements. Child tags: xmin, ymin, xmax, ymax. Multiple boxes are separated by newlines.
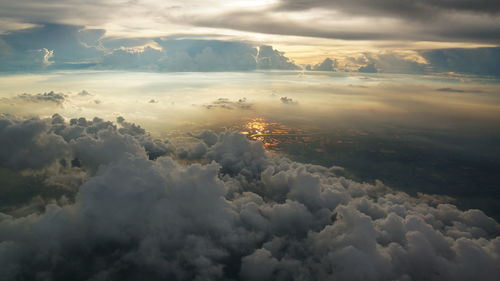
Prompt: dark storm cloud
<box><xmin>0</xmin><ymin>115</ymin><xmax>499</xmax><ymax>281</ymax></box>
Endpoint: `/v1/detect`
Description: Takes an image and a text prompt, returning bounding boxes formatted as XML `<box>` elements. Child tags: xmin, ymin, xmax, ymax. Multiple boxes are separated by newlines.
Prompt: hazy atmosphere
<box><xmin>1</xmin><ymin>1</ymin><xmax>499</xmax><ymax>281</ymax></box>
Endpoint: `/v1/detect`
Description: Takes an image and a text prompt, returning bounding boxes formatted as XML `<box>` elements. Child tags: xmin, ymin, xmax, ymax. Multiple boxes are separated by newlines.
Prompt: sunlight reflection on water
<box><xmin>237</xmin><ymin>117</ymin><xmax>315</xmax><ymax>150</ymax></box>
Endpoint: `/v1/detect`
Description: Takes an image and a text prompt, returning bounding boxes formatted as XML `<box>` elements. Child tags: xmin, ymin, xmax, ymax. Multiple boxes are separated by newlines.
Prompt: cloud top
<box><xmin>0</xmin><ymin>115</ymin><xmax>499</xmax><ymax>281</ymax></box>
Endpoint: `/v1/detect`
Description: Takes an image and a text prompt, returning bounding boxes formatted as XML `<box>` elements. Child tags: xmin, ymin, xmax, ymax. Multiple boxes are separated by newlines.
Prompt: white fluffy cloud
<box><xmin>0</xmin><ymin>115</ymin><xmax>499</xmax><ymax>281</ymax></box>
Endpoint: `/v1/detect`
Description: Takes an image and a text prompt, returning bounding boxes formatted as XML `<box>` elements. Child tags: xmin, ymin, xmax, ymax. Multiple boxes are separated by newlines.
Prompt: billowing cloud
<box><xmin>101</xmin><ymin>47</ymin><xmax>164</xmax><ymax>71</ymax></box>
<box><xmin>0</xmin><ymin>115</ymin><xmax>499</xmax><ymax>281</ymax></box>
<box><xmin>0</xmin><ymin>26</ymin><xmax>300</xmax><ymax>72</ymax></box>
<box><xmin>1</xmin><ymin>22</ymin><xmax>499</xmax><ymax>75</ymax></box>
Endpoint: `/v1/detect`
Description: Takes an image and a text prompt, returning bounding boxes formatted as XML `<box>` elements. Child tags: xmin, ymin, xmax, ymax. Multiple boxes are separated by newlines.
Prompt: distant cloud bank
<box><xmin>1</xmin><ymin>24</ymin><xmax>499</xmax><ymax>75</ymax></box>
<box><xmin>0</xmin><ymin>24</ymin><xmax>298</xmax><ymax>72</ymax></box>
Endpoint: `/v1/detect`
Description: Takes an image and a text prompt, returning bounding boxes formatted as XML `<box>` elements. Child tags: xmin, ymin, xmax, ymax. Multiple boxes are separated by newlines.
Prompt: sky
<box><xmin>0</xmin><ymin>0</ymin><xmax>500</xmax><ymax>73</ymax></box>
<box><xmin>1</xmin><ymin>1</ymin><xmax>500</xmax><ymax>280</ymax></box>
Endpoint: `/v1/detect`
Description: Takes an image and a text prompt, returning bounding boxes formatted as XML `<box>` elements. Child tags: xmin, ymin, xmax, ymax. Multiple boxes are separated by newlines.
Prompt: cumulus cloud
<box><xmin>16</xmin><ymin>91</ymin><xmax>66</xmax><ymax>105</ymax></box>
<box><xmin>1</xmin><ymin>22</ymin><xmax>499</xmax><ymax>75</ymax></box>
<box><xmin>0</xmin><ymin>27</ymin><xmax>300</xmax><ymax>72</ymax></box>
<box><xmin>77</xmin><ymin>90</ymin><xmax>92</xmax><ymax>96</ymax></box>
<box><xmin>0</xmin><ymin>115</ymin><xmax>70</xmax><ymax>170</ymax></box>
<box><xmin>311</xmin><ymin>58</ymin><xmax>336</xmax><ymax>71</ymax></box>
<box><xmin>255</xmin><ymin>45</ymin><xmax>300</xmax><ymax>70</ymax></box>
<box><xmin>0</xmin><ymin>115</ymin><xmax>499</xmax><ymax>281</ymax></box>
<box><xmin>303</xmin><ymin>47</ymin><xmax>500</xmax><ymax>76</ymax></box>
<box><xmin>358</xmin><ymin>63</ymin><xmax>378</xmax><ymax>73</ymax></box>
<box><xmin>101</xmin><ymin>47</ymin><xmax>165</xmax><ymax>71</ymax></box>
<box><xmin>100</xmin><ymin>39</ymin><xmax>299</xmax><ymax>72</ymax></box>
<box><xmin>204</xmin><ymin>98</ymin><xmax>252</xmax><ymax>110</ymax></box>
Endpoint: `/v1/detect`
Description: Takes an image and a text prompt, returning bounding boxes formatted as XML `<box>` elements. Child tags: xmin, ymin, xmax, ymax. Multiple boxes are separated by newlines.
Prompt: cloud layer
<box><xmin>1</xmin><ymin>0</ymin><xmax>499</xmax><ymax>45</ymax></box>
<box><xmin>0</xmin><ymin>25</ymin><xmax>300</xmax><ymax>72</ymax></box>
<box><xmin>1</xmin><ymin>23</ymin><xmax>499</xmax><ymax>75</ymax></box>
<box><xmin>0</xmin><ymin>115</ymin><xmax>499</xmax><ymax>281</ymax></box>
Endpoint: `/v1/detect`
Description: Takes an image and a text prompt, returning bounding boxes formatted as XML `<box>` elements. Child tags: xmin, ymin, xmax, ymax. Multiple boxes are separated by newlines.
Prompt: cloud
<box><xmin>0</xmin><ymin>26</ymin><xmax>299</xmax><ymax>72</ymax></box>
<box><xmin>280</xmin><ymin>96</ymin><xmax>297</xmax><ymax>104</ymax></box>
<box><xmin>1</xmin><ymin>22</ymin><xmax>499</xmax><ymax>75</ymax></box>
<box><xmin>156</xmin><ymin>39</ymin><xmax>257</xmax><ymax>71</ymax></box>
<box><xmin>436</xmin><ymin>88</ymin><xmax>483</xmax><ymax>93</ymax></box>
<box><xmin>100</xmin><ymin>47</ymin><xmax>165</xmax><ymax>71</ymax></box>
<box><xmin>0</xmin><ymin>114</ymin><xmax>173</xmax><ymax>174</ymax></box>
<box><xmin>303</xmin><ymin>47</ymin><xmax>500</xmax><ymax>76</ymax></box>
<box><xmin>358</xmin><ymin>63</ymin><xmax>378</xmax><ymax>73</ymax></box>
<box><xmin>312</xmin><ymin>58</ymin><xmax>336</xmax><ymax>71</ymax></box>
<box><xmin>255</xmin><ymin>45</ymin><xmax>300</xmax><ymax>70</ymax></box>
<box><xmin>191</xmin><ymin>4</ymin><xmax>500</xmax><ymax>44</ymax></box>
<box><xmin>0</xmin><ymin>115</ymin><xmax>499</xmax><ymax>281</ymax></box>
<box><xmin>0</xmin><ymin>115</ymin><xmax>70</xmax><ymax>170</ymax></box>
<box><xmin>77</xmin><ymin>90</ymin><xmax>92</xmax><ymax>96</ymax></box>
<box><xmin>420</xmin><ymin>47</ymin><xmax>500</xmax><ymax>76</ymax></box>
<box><xmin>0</xmin><ymin>24</ymin><xmax>104</xmax><ymax>71</ymax></box>
<box><xmin>204</xmin><ymin>98</ymin><xmax>252</xmax><ymax>110</ymax></box>
<box><xmin>276</xmin><ymin>0</ymin><xmax>500</xmax><ymax>17</ymax></box>
<box><xmin>0</xmin><ymin>0</ymin><xmax>499</xmax><ymax>50</ymax></box>
<box><xmin>16</xmin><ymin>91</ymin><xmax>66</xmax><ymax>105</ymax></box>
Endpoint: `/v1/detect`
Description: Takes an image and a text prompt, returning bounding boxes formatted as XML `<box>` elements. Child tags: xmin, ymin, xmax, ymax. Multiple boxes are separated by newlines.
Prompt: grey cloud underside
<box><xmin>276</xmin><ymin>0</ymin><xmax>500</xmax><ymax>16</ymax></box>
<box><xmin>192</xmin><ymin>13</ymin><xmax>408</xmax><ymax>41</ymax></box>
<box><xmin>191</xmin><ymin>10</ymin><xmax>500</xmax><ymax>43</ymax></box>
<box><xmin>0</xmin><ymin>0</ymin><xmax>126</xmax><ymax>27</ymax></box>
<box><xmin>0</xmin><ymin>115</ymin><xmax>499</xmax><ymax>281</ymax></box>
